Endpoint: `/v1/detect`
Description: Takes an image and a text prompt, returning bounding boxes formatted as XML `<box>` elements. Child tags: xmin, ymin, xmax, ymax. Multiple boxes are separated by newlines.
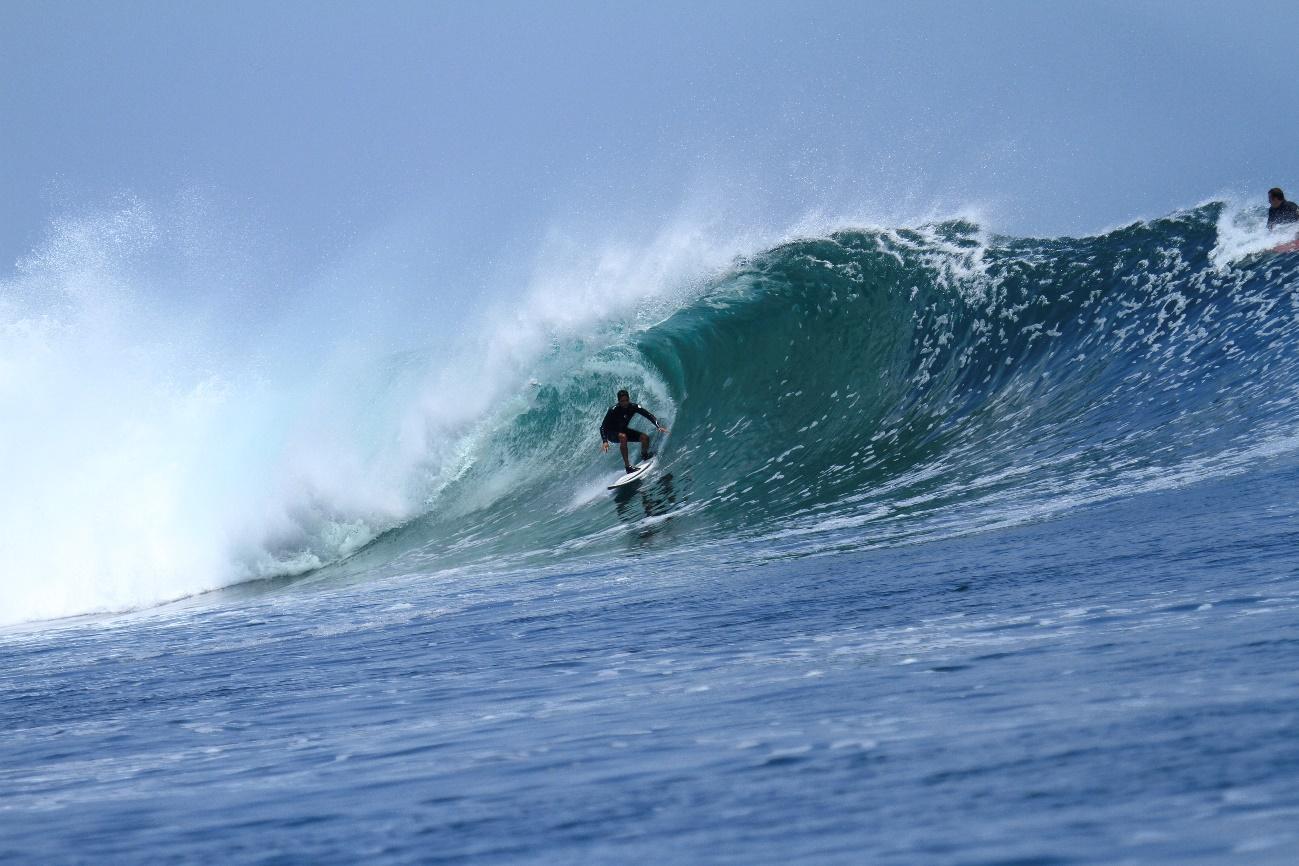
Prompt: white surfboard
<box><xmin>608</xmin><ymin>457</ymin><xmax>656</xmax><ymax>489</ymax></box>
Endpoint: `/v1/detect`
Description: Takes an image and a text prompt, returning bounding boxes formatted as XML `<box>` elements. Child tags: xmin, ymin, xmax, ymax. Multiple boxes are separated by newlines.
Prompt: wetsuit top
<box><xmin>600</xmin><ymin>403</ymin><xmax>658</xmax><ymax>442</ymax></box>
<box><xmin>1268</xmin><ymin>199</ymin><xmax>1299</xmax><ymax>230</ymax></box>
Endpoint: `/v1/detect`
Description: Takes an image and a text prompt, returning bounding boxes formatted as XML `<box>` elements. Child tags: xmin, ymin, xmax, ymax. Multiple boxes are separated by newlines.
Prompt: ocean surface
<box><xmin>3</xmin><ymin>202</ymin><xmax>1299</xmax><ymax>863</ymax></box>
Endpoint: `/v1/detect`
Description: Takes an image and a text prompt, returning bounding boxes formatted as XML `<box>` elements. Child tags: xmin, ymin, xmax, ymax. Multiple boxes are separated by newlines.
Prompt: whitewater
<box><xmin>3</xmin><ymin>199</ymin><xmax>1299</xmax><ymax>864</ymax></box>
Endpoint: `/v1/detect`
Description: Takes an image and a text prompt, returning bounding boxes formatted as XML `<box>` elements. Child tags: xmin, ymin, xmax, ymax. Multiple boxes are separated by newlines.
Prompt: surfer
<box><xmin>600</xmin><ymin>389</ymin><xmax>668</xmax><ymax>473</ymax></box>
<box><xmin>1268</xmin><ymin>188</ymin><xmax>1299</xmax><ymax>230</ymax></box>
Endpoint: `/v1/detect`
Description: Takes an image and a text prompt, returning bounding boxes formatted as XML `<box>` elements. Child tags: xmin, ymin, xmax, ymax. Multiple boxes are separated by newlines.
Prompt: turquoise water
<box><xmin>3</xmin><ymin>204</ymin><xmax>1299</xmax><ymax>863</ymax></box>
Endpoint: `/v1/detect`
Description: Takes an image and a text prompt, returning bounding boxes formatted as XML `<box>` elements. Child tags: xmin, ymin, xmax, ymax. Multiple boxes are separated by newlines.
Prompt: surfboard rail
<box><xmin>1271</xmin><ymin>235</ymin><xmax>1299</xmax><ymax>254</ymax></box>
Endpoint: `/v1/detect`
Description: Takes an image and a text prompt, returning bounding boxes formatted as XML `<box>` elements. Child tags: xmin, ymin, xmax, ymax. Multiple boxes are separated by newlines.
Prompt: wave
<box><xmin>5</xmin><ymin>200</ymin><xmax>1298</xmax><ymax>624</ymax></box>
<box><xmin>338</xmin><ymin>202</ymin><xmax>1299</xmax><ymax>581</ymax></box>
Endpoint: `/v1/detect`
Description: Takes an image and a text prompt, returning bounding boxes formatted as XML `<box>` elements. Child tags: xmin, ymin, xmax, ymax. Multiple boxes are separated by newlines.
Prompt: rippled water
<box><xmin>5</xmin><ymin>451</ymin><xmax>1299</xmax><ymax>864</ymax></box>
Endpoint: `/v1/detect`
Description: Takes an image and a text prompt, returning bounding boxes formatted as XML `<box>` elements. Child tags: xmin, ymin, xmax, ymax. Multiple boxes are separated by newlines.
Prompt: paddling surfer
<box><xmin>1268</xmin><ymin>188</ymin><xmax>1299</xmax><ymax>230</ymax></box>
<box><xmin>600</xmin><ymin>389</ymin><xmax>668</xmax><ymax>473</ymax></box>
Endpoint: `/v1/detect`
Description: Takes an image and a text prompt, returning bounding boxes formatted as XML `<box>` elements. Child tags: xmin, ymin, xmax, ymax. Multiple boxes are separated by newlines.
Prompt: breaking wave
<box><xmin>5</xmin><ymin>200</ymin><xmax>1298</xmax><ymax>623</ymax></box>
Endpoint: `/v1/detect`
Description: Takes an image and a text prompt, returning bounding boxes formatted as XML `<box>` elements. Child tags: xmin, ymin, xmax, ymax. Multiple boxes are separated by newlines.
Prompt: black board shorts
<box><xmin>606</xmin><ymin>428</ymin><xmax>650</xmax><ymax>443</ymax></box>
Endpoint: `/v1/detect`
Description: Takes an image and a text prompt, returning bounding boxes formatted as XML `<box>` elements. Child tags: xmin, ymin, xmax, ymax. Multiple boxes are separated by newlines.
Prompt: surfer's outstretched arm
<box><xmin>636</xmin><ymin>404</ymin><xmax>669</xmax><ymax>434</ymax></box>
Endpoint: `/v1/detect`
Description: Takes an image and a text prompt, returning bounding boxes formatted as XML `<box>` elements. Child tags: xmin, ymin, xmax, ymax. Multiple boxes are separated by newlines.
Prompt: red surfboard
<box><xmin>1272</xmin><ymin>234</ymin><xmax>1299</xmax><ymax>254</ymax></box>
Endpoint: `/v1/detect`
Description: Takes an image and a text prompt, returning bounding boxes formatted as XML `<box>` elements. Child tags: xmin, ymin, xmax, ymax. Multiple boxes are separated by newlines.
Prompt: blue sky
<box><xmin>3</xmin><ymin>0</ymin><xmax>1298</xmax><ymax>280</ymax></box>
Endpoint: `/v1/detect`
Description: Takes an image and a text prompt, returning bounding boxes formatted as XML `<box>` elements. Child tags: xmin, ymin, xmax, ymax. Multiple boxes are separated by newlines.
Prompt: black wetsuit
<box><xmin>1268</xmin><ymin>199</ymin><xmax>1299</xmax><ymax>230</ymax></box>
<box><xmin>600</xmin><ymin>403</ymin><xmax>658</xmax><ymax>443</ymax></box>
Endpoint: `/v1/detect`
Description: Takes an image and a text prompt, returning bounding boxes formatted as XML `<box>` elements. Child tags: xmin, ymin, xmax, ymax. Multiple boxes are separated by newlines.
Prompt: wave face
<box><xmin>342</xmin><ymin>203</ymin><xmax>1299</xmax><ymax>583</ymax></box>
<box><xmin>5</xmin><ymin>202</ymin><xmax>1299</xmax><ymax>622</ymax></box>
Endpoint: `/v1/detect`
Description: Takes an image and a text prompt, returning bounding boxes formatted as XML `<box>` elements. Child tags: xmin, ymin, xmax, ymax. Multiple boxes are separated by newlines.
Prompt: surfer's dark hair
<box><xmin>617</xmin><ymin>389</ymin><xmax>630</xmax><ymax>399</ymax></box>
<box><xmin>1270</xmin><ymin>187</ymin><xmax>1286</xmax><ymax>201</ymax></box>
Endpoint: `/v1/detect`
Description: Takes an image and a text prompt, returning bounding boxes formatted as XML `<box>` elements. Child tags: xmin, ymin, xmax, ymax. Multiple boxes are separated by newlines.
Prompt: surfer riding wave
<box><xmin>600</xmin><ymin>389</ymin><xmax>668</xmax><ymax>473</ymax></box>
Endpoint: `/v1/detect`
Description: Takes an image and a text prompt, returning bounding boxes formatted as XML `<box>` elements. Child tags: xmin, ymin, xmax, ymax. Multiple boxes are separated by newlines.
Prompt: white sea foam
<box><xmin>1209</xmin><ymin>196</ymin><xmax>1291</xmax><ymax>268</ymax></box>
<box><xmin>0</xmin><ymin>195</ymin><xmax>797</xmax><ymax>625</ymax></box>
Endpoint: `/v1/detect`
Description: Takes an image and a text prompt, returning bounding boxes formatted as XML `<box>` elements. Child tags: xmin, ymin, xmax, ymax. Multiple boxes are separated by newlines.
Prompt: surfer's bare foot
<box><xmin>625</xmin><ymin>464</ymin><xmax>635</xmax><ymax>473</ymax></box>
